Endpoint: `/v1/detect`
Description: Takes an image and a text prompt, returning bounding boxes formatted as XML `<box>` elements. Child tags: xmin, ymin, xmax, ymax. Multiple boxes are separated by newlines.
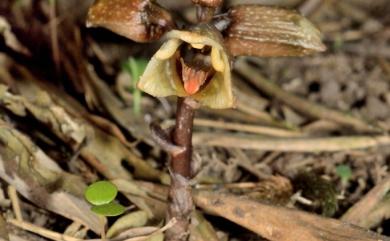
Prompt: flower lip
<box><xmin>178</xmin><ymin>44</ymin><xmax>215</xmax><ymax>95</ymax></box>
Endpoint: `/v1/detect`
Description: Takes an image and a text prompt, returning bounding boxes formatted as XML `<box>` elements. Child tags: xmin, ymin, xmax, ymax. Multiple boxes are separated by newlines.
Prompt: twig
<box><xmin>192</xmin><ymin>133</ymin><xmax>390</xmax><ymax>152</ymax></box>
<box><xmin>8</xmin><ymin>219</ymin><xmax>82</xmax><ymax>241</ymax></box>
<box><xmin>194</xmin><ymin>118</ymin><xmax>302</xmax><ymax>137</ymax></box>
<box><xmin>193</xmin><ymin>191</ymin><xmax>390</xmax><ymax>241</ymax></box>
<box><xmin>8</xmin><ymin>218</ymin><xmax>177</xmax><ymax>241</ymax></box>
<box><xmin>341</xmin><ymin>175</ymin><xmax>390</xmax><ymax>228</ymax></box>
<box><xmin>7</xmin><ymin>186</ymin><xmax>23</xmax><ymax>221</ymax></box>
<box><xmin>234</xmin><ymin>59</ymin><xmax>381</xmax><ymax>133</ymax></box>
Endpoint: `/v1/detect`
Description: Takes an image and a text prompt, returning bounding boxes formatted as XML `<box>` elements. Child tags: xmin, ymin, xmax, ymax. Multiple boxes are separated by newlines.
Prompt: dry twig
<box><xmin>193</xmin><ymin>132</ymin><xmax>390</xmax><ymax>152</ymax></box>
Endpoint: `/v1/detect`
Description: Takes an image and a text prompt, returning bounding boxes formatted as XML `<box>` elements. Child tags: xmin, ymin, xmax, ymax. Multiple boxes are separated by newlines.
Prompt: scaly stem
<box><xmin>166</xmin><ymin>97</ymin><xmax>198</xmax><ymax>241</ymax></box>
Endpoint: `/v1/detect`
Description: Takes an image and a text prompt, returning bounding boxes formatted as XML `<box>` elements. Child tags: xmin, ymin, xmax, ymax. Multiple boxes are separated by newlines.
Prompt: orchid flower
<box><xmin>86</xmin><ymin>0</ymin><xmax>325</xmax><ymax>109</ymax></box>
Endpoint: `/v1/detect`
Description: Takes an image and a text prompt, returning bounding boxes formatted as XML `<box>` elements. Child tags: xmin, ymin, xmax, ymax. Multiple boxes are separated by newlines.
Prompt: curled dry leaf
<box><xmin>138</xmin><ymin>24</ymin><xmax>234</xmax><ymax>109</ymax></box>
<box><xmin>87</xmin><ymin>0</ymin><xmax>174</xmax><ymax>42</ymax></box>
<box><xmin>224</xmin><ymin>5</ymin><xmax>326</xmax><ymax>57</ymax></box>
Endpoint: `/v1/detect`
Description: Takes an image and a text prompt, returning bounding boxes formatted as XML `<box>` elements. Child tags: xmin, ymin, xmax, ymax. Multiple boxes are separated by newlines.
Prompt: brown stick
<box><xmin>193</xmin><ymin>191</ymin><xmax>390</xmax><ymax>241</ymax></box>
<box><xmin>192</xmin><ymin>132</ymin><xmax>390</xmax><ymax>152</ymax></box>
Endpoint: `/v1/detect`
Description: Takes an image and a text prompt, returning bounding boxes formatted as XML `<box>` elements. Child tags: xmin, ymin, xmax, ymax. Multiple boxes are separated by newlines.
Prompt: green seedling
<box><xmin>335</xmin><ymin>164</ymin><xmax>352</xmax><ymax>185</ymax></box>
<box><xmin>85</xmin><ymin>180</ymin><xmax>125</xmax><ymax>216</ymax></box>
<box><xmin>122</xmin><ymin>57</ymin><xmax>148</xmax><ymax>115</ymax></box>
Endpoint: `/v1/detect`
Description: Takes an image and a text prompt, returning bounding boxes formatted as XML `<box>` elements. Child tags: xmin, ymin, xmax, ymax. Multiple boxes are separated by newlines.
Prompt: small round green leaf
<box><xmin>91</xmin><ymin>202</ymin><xmax>125</xmax><ymax>217</ymax></box>
<box><xmin>85</xmin><ymin>181</ymin><xmax>118</xmax><ymax>205</ymax></box>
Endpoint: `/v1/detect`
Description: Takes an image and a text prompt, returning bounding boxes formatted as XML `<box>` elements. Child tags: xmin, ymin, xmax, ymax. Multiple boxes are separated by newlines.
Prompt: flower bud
<box><xmin>138</xmin><ymin>24</ymin><xmax>234</xmax><ymax>109</ymax></box>
<box><xmin>224</xmin><ymin>5</ymin><xmax>326</xmax><ymax>57</ymax></box>
<box><xmin>87</xmin><ymin>0</ymin><xmax>174</xmax><ymax>42</ymax></box>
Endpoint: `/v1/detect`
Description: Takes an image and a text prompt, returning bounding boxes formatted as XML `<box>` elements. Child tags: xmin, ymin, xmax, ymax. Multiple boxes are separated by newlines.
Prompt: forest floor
<box><xmin>0</xmin><ymin>0</ymin><xmax>389</xmax><ymax>241</ymax></box>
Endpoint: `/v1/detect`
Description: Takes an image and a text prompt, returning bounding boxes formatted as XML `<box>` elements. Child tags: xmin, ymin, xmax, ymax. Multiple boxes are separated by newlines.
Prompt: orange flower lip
<box><xmin>180</xmin><ymin>57</ymin><xmax>211</xmax><ymax>95</ymax></box>
<box><xmin>184</xmin><ymin>79</ymin><xmax>201</xmax><ymax>95</ymax></box>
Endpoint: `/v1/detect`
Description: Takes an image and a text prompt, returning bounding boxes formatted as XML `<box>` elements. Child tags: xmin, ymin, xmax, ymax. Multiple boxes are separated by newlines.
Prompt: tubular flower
<box><xmin>138</xmin><ymin>24</ymin><xmax>233</xmax><ymax>109</ymax></box>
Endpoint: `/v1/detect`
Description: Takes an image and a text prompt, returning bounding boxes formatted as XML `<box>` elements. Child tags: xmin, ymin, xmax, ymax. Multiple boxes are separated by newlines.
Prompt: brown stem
<box><xmin>166</xmin><ymin>2</ymin><xmax>217</xmax><ymax>239</ymax></box>
<box><xmin>171</xmin><ymin>97</ymin><xmax>196</xmax><ymax>178</ymax></box>
<box><xmin>166</xmin><ymin>97</ymin><xmax>198</xmax><ymax>241</ymax></box>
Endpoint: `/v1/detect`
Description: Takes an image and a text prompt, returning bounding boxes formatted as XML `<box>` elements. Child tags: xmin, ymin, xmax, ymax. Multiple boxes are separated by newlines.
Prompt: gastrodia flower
<box><xmin>86</xmin><ymin>1</ymin><xmax>326</xmax><ymax>109</ymax></box>
<box><xmin>138</xmin><ymin>24</ymin><xmax>233</xmax><ymax>109</ymax></box>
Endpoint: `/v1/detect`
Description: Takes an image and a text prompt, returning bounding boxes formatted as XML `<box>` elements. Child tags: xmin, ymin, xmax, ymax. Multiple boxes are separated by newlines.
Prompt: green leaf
<box><xmin>336</xmin><ymin>165</ymin><xmax>352</xmax><ymax>184</ymax></box>
<box><xmin>85</xmin><ymin>181</ymin><xmax>118</xmax><ymax>205</ymax></box>
<box><xmin>91</xmin><ymin>202</ymin><xmax>125</xmax><ymax>217</ymax></box>
<box><xmin>123</xmin><ymin>57</ymin><xmax>148</xmax><ymax>115</ymax></box>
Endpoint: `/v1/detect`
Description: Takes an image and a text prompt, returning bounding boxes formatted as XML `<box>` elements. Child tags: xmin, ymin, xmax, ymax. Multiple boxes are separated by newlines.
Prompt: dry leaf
<box><xmin>107</xmin><ymin>210</ymin><xmax>148</xmax><ymax>238</ymax></box>
<box><xmin>0</xmin><ymin>66</ymin><xmax>167</xmax><ymax>182</ymax></box>
<box><xmin>0</xmin><ymin>121</ymin><xmax>102</xmax><ymax>234</ymax></box>
<box><xmin>189</xmin><ymin>211</ymin><xmax>219</xmax><ymax>241</ymax></box>
<box><xmin>224</xmin><ymin>5</ymin><xmax>326</xmax><ymax>57</ymax></box>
